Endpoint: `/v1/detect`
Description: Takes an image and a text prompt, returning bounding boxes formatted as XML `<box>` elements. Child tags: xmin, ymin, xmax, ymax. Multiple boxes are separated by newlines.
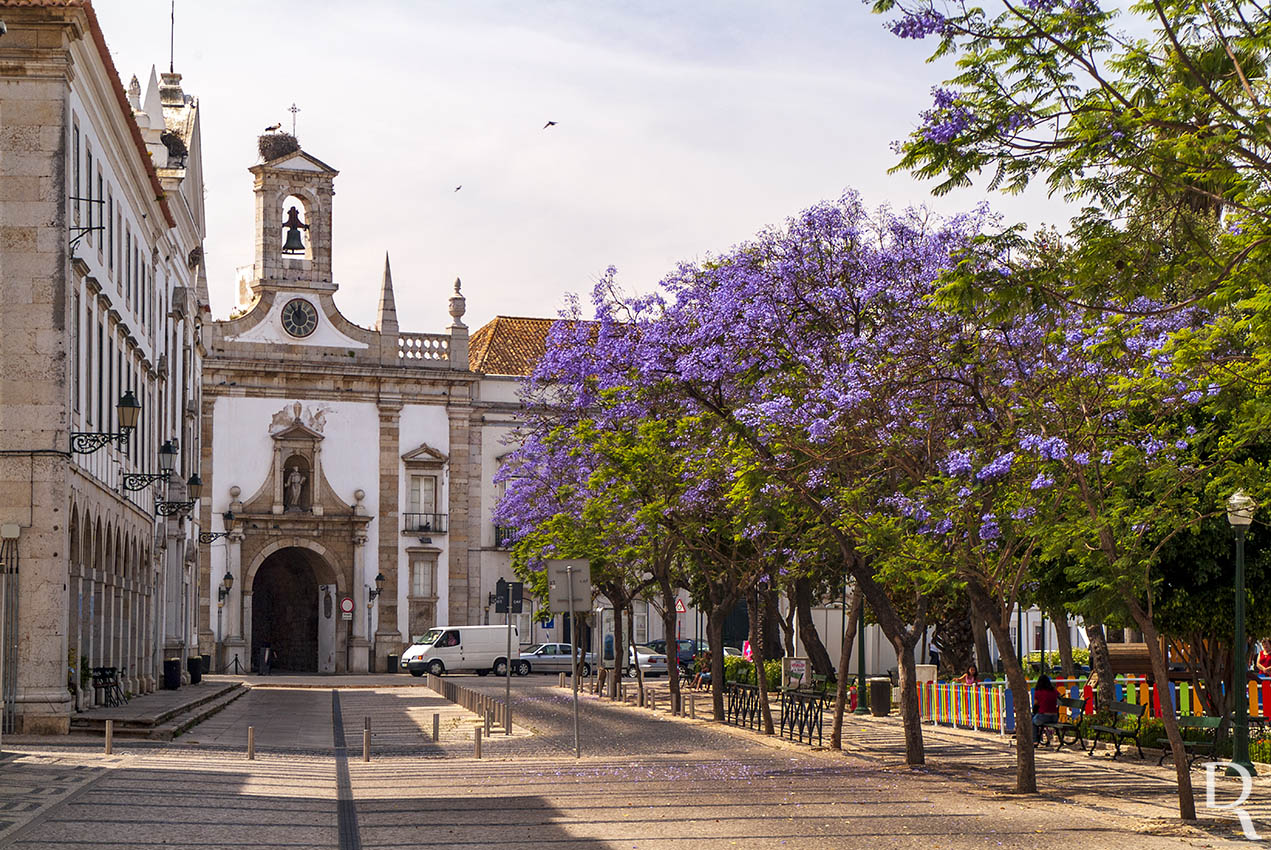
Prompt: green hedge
<box><xmin>723</xmin><ymin>656</ymin><xmax>782</xmax><ymax>690</ymax></box>
<box><xmin>1023</xmin><ymin>648</ymin><xmax>1090</xmax><ymax>669</ymax></box>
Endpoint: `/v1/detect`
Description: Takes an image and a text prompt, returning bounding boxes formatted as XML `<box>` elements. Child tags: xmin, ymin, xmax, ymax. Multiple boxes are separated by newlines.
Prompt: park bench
<box><xmin>1087</xmin><ymin>700</ymin><xmax>1146</xmax><ymax>759</ymax></box>
<box><xmin>1037</xmin><ymin>696</ymin><xmax>1086</xmax><ymax>751</ymax></box>
<box><xmin>1155</xmin><ymin>715</ymin><xmax>1225</xmax><ymax>768</ymax></box>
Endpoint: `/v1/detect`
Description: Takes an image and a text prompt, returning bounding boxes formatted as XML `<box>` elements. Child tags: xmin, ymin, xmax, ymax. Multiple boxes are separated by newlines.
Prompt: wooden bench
<box><xmin>1087</xmin><ymin>700</ymin><xmax>1146</xmax><ymax>759</ymax></box>
<box><xmin>1037</xmin><ymin>696</ymin><xmax>1086</xmax><ymax>751</ymax></box>
<box><xmin>1156</xmin><ymin>715</ymin><xmax>1225</xmax><ymax>768</ymax></box>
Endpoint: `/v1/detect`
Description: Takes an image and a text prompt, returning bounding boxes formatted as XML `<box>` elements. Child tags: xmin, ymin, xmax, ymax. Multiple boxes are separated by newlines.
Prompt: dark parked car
<box><xmin>647</xmin><ymin>639</ymin><xmax>709</xmax><ymax>674</ymax></box>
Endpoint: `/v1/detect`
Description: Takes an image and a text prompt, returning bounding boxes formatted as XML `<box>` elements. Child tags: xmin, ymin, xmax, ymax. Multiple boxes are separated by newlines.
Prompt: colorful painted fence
<box><xmin>920</xmin><ymin>676</ymin><xmax>1271</xmax><ymax>733</ymax></box>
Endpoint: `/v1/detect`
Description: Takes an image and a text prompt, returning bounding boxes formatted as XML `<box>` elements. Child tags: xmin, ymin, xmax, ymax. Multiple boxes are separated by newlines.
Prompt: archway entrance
<box><xmin>251</xmin><ymin>547</ymin><xmax>337</xmax><ymax>673</ymax></box>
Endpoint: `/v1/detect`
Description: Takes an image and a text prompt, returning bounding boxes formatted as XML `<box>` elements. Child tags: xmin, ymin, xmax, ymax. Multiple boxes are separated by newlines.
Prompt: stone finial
<box><xmin>127</xmin><ymin>75</ymin><xmax>142</xmax><ymax>110</ymax></box>
<box><xmin>449</xmin><ymin>277</ymin><xmax>466</xmax><ymax>328</ymax></box>
<box><xmin>376</xmin><ymin>253</ymin><xmax>398</xmax><ymax>336</ymax></box>
<box><xmin>353</xmin><ymin>489</ymin><xmax>368</xmax><ymax>516</ymax></box>
<box><xmin>229</xmin><ymin>485</ymin><xmax>241</xmax><ymax>499</ymax></box>
<box><xmin>159</xmin><ymin>71</ymin><xmax>185</xmax><ymax>107</ymax></box>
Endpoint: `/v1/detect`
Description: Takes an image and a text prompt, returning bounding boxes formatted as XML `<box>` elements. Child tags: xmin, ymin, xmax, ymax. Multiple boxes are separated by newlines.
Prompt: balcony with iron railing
<box><xmin>494</xmin><ymin>526</ymin><xmax>517</xmax><ymax>549</ymax></box>
<box><xmin>403</xmin><ymin>513</ymin><xmax>448</xmax><ymax>534</ymax></box>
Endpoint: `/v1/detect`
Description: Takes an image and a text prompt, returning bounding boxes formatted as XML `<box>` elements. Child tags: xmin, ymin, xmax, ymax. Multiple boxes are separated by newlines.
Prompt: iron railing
<box><xmin>778</xmin><ymin>689</ymin><xmax>826</xmax><ymax>746</ymax></box>
<box><xmin>494</xmin><ymin>526</ymin><xmax>517</xmax><ymax>549</ymax></box>
<box><xmin>724</xmin><ymin>682</ymin><xmax>764</xmax><ymax>731</ymax></box>
<box><xmin>403</xmin><ymin>513</ymin><xmax>447</xmax><ymax>534</ymax></box>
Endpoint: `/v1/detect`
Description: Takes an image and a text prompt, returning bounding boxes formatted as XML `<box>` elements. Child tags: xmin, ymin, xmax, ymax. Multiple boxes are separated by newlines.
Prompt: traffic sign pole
<box><xmin>568</xmin><ymin>563</ymin><xmax>580</xmax><ymax>758</ymax></box>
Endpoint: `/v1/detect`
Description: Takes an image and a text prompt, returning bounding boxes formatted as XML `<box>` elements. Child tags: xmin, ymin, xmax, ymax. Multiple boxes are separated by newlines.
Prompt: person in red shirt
<box><xmin>1032</xmin><ymin>674</ymin><xmax>1060</xmax><ymax>745</ymax></box>
<box><xmin>1257</xmin><ymin>639</ymin><xmax>1271</xmax><ymax>678</ymax></box>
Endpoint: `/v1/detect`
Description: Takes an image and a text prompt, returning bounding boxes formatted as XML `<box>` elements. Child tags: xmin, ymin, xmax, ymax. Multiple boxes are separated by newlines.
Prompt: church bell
<box><xmin>282</xmin><ymin>226</ymin><xmax>306</xmax><ymax>254</ymax></box>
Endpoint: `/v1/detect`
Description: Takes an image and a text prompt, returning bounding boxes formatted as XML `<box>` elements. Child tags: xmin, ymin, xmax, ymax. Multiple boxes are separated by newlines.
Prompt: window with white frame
<box><xmin>634</xmin><ymin>611</ymin><xmax>648</xmax><ymax>646</ymax></box>
<box><xmin>410</xmin><ymin>556</ymin><xmax>436</xmax><ymax>599</ymax></box>
<box><xmin>409</xmin><ymin>474</ymin><xmax>437</xmax><ymax>515</ymax></box>
<box><xmin>515</xmin><ymin>612</ymin><xmax>533</xmax><ymax>643</ymax></box>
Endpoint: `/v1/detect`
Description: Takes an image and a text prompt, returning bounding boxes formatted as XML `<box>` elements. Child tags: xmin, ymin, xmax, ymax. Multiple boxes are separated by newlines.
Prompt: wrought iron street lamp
<box><xmin>367</xmin><ymin>572</ymin><xmax>386</xmax><ymax>670</ymax></box>
<box><xmin>216</xmin><ymin>571</ymin><xmax>233</xmax><ymax>673</ymax></box>
<box><xmin>123</xmin><ymin>439</ymin><xmax>176</xmax><ymax>491</ymax></box>
<box><xmin>71</xmin><ymin>390</ymin><xmax>141</xmax><ymax>454</ymax></box>
<box><xmin>199</xmin><ymin>511</ymin><xmax>236</xmax><ymax>545</ymax></box>
<box><xmin>156</xmin><ymin>473</ymin><xmax>202</xmax><ymax>517</ymax></box>
<box><xmin>1227</xmin><ymin>489</ymin><xmax>1257</xmax><ymax>776</ymax></box>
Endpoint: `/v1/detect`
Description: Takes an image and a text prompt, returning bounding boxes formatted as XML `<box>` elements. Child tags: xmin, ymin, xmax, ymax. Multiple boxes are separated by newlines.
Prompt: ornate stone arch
<box><xmin>69</xmin><ymin>503</ymin><xmax>81</xmax><ymax>572</ymax></box>
<box><xmin>244</xmin><ymin>536</ymin><xmax>345</xmax><ymax>595</ymax></box>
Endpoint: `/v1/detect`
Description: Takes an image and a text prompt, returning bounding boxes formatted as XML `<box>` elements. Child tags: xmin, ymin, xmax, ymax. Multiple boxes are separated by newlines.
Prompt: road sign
<box><xmin>546</xmin><ymin>559</ymin><xmax>591</xmax><ymax>612</ymax></box>
<box><xmin>496</xmin><ymin>578</ymin><xmax>524</xmax><ymax>614</ymax></box>
<box><xmin>340</xmin><ymin>596</ymin><xmax>354</xmax><ymax>620</ymax></box>
<box><xmin>674</xmin><ymin>598</ymin><xmax>687</xmax><ymax>614</ymax></box>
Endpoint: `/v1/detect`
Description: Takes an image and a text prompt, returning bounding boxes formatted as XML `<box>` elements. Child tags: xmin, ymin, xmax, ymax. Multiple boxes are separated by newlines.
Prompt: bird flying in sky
<box><xmin>454</xmin><ymin>185</ymin><xmax>462</xmax><ymax>192</ymax></box>
<box><xmin>543</xmin><ymin>120</ymin><xmax>557</xmax><ymax>129</ymax></box>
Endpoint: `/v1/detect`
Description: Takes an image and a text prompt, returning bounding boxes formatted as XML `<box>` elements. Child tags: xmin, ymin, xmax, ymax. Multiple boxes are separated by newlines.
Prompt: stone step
<box><xmin>70</xmin><ymin>682</ymin><xmax>246</xmax><ymax>738</ymax></box>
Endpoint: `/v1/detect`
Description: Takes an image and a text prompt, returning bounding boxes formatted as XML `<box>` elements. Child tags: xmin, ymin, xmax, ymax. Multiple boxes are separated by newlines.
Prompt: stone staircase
<box><xmin>69</xmin><ymin>681</ymin><xmax>248</xmax><ymax>740</ymax></box>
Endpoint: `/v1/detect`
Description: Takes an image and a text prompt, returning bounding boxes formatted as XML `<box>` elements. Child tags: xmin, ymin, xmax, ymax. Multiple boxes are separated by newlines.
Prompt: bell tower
<box><xmin>248</xmin><ymin>136</ymin><xmax>339</xmax><ymax>288</ymax></box>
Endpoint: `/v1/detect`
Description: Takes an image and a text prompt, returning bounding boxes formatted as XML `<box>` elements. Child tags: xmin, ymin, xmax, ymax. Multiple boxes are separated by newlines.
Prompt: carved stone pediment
<box><xmin>401</xmin><ymin>441</ymin><xmax>447</xmax><ymax>467</ymax></box>
<box><xmin>238</xmin><ymin>401</ymin><xmax>350</xmax><ymax>518</ymax></box>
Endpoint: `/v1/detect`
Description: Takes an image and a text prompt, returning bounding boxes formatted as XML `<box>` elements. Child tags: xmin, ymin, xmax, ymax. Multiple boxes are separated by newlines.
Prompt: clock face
<box><xmin>280</xmin><ymin>298</ymin><xmax>319</xmax><ymax>338</ymax></box>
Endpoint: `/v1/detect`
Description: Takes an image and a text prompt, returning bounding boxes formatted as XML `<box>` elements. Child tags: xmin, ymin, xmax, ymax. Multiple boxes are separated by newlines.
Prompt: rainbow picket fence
<box><xmin>920</xmin><ymin>676</ymin><xmax>1271</xmax><ymax>734</ymax></box>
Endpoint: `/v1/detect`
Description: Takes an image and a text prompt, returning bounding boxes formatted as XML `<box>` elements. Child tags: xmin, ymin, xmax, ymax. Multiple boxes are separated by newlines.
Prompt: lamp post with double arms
<box><xmin>367</xmin><ymin>572</ymin><xmax>386</xmax><ymax>672</ymax></box>
<box><xmin>1227</xmin><ymin>489</ymin><xmax>1257</xmax><ymax>776</ymax></box>
<box><xmin>216</xmin><ymin>571</ymin><xmax>233</xmax><ymax>672</ymax></box>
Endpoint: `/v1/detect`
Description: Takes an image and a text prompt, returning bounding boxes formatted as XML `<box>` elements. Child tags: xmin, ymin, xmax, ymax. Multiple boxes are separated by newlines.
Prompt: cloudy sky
<box><xmin>93</xmin><ymin>1</ymin><xmax>1067</xmax><ymax>332</ymax></box>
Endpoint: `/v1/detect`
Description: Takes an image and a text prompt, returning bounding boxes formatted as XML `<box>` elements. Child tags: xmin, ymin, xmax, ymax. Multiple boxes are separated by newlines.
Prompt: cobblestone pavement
<box><xmin>0</xmin><ymin>679</ymin><xmax>1257</xmax><ymax>849</ymax></box>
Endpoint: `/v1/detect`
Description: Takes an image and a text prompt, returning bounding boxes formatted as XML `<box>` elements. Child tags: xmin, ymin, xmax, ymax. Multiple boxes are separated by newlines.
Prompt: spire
<box><xmin>376</xmin><ymin>252</ymin><xmax>398</xmax><ymax>336</ymax></box>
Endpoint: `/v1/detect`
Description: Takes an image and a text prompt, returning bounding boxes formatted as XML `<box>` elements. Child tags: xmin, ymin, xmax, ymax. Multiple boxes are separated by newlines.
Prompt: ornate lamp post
<box><xmin>855</xmin><ymin>596</ymin><xmax>869</xmax><ymax>714</ymax></box>
<box><xmin>156</xmin><ymin>473</ymin><xmax>202</xmax><ymax>516</ymax></box>
<box><xmin>71</xmin><ymin>390</ymin><xmax>141</xmax><ymax>454</ymax></box>
<box><xmin>123</xmin><ymin>439</ymin><xmax>176</xmax><ymax>492</ymax></box>
<box><xmin>1227</xmin><ymin>489</ymin><xmax>1257</xmax><ymax>776</ymax></box>
<box><xmin>199</xmin><ymin>511</ymin><xmax>236</xmax><ymax>545</ymax></box>
<box><xmin>216</xmin><ymin>571</ymin><xmax>233</xmax><ymax>672</ymax></box>
<box><xmin>367</xmin><ymin>572</ymin><xmax>386</xmax><ymax>671</ymax></box>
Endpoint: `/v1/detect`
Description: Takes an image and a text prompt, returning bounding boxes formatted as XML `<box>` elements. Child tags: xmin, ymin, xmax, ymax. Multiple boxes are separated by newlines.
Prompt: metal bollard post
<box><xmin>432</xmin><ymin>712</ymin><xmax>440</xmax><ymax>743</ymax></box>
<box><xmin>690</xmin><ymin>693</ymin><xmax>696</xmax><ymax>719</ymax></box>
<box><xmin>104</xmin><ymin>719</ymin><xmax>113</xmax><ymax>755</ymax></box>
<box><xmin>559</xmin><ymin>673</ymin><xmax>566</xmax><ymax>689</ymax></box>
<box><xmin>363</xmin><ymin>728</ymin><xmax>371</xmax><ymax>762</ymax></box>
<box><xmin>474</xmin><ymin>727</ymin><xmax>482</xmax><ymax>759</ymax></box>
<box><xmin>247</xmin><ymin>725</ymin><xmax>255</xmax><ymax>760</ymax></box>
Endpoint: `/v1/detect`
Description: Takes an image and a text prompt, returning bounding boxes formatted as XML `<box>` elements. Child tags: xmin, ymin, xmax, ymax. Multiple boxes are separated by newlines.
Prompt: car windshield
<box><xmin>416</xmin><ymin>628</ymin><xmax>443</xmax><ymax>647</ymax></box>
<box><xmin>525</xmin><ymin>644</ymin><xmax>543</xmax><ymax>654</ymax></box>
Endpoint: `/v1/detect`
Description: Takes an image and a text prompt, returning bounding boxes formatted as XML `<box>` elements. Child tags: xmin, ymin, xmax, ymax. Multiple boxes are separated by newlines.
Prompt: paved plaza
<box><xmin>0</xmin><ymin>677</ymin><xmax>1264</xmax><ymax>849</ymax></box>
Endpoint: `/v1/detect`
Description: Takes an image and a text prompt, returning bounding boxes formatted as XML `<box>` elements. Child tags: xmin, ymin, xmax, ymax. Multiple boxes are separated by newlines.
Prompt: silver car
<box><xmin>521</xmin><ymin>642</ymin><xmax>595</xmax><ymax>676</ymax></box>
<box><xmin>624</xmin><ymin>645</ymin><xmax>668</xmax><ymax>678</ymax></box>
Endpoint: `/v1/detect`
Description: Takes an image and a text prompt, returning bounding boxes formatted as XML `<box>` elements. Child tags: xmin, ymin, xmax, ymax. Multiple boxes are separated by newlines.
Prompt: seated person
<box><xmin>1032</xmin><ymin>674</ymin><xmax>1060</xmax><ymax>745</ymax></box>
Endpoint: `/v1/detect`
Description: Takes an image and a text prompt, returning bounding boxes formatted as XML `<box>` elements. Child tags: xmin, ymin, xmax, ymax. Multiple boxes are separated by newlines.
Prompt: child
<box><xmin>1033</xmin><ymin>674</ymin><xmax>1060</xmax><ymax>745</ymax></box>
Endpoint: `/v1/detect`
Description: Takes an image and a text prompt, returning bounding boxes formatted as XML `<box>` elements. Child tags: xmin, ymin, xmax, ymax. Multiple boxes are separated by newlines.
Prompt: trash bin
<box><xmin>163</xmin><ymin>658</ymin><xmax>182</xmax><ymax>690</ymax></box>
<box><xmin>868</xmin><ymin>676</ymin><xmax>892</xmax><ymax>717</ymax></box>
<box><xmin>187</xmin><ymin>656</ymin><xmax>203</xmax><ymax>685</ymax></box>
<box><xmin>387</xmin><ymin>654</ymin><xmax>400</xmax><ymax>674</ymax></box>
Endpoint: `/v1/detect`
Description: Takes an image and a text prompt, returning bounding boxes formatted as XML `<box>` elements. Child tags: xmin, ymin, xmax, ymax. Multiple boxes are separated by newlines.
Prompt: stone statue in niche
<box><xmin>285</xmin><ymin>465</ymin><xmax>307</xmax><ymax>510</ymax></box>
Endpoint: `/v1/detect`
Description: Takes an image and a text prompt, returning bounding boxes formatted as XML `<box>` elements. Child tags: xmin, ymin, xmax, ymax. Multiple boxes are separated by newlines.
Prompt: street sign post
<box><xmin>340</xmin><ymin>596</ymin><xmax>354</xmax><ymax>621</ymax></box>
<box><xmin>495</xmin><ymin>578</ymin><xmax>524</xmax><ymax>734</ymax></box>
<box><xmin>546</xmin><ymin>559</ymin><xmax>591</xmax><ymax>757</ymax></box>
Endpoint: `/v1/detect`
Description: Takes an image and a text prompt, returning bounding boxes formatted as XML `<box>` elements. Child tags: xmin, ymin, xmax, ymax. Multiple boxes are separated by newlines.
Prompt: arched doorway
<box><xmin>251</xmin><ymin>547</ymin><xmax>337</xmax><ymax>673</ymax></box>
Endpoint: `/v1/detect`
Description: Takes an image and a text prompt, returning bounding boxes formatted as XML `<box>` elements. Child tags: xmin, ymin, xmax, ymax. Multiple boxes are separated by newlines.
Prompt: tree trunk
<box><xmin>780</xmin><ymin>587</ymin><xmax>797</xmax><ymax>657</ymax></box>
<box><xmin>795</xmin><ymin>576</ymin><xmax>836</xmax><ymax>677</ymax></box>
<box><xmin>934</xmin><ymin>600</ymin><xmax>976</xmax><ymax>677</ymax></box>
<box><xmin>972</xmin><ymin>609</ymin><xmax>994</xmax><ymax>675</ymax></box>
<box><xmin>966</xmin><ymin>584</ymin><xmax>1037</xmax><ymax>794</ymax></box>
<box><xmin>831</xmin><ymin>586</ymin><xmax>862</xmax><ymax>749</ymax></box>
<box><xmin>707</xmin><ymin>604</ymin><xmax>728</xmax><ymax>721</ymax></box>
<box><xmin>609</xmin><ymin>603</ymin><xmax>625</xmax><ymax>700</ymax></box>
<box><xmin>1048</xmin><ymin>606</ymin><xmax>1075</xmax><ymax>681</ymax></box>
<box><xmin>1131</xmin><ymin>608</ymin><xmax>1196</xmax><ymax>821</ymax></box>
<box><xmin>750</xmin><ymin>590</ymin><xmax>775</xmax><ymax>735</ymax></box>
<box><xmin>765</xmin><ymin>587</ymin><xmax>785</xmax><ymax>660</ymax></box>
<box><xmin>893</xmin><ymin>634</ymin><xmax>925</xmax><ymax>766</ymax></box>
<box><xmin>627</xmin><ymin>605</ymin><xmax>645</xmax><ymax>703</ymax></box>
<box><xmin>659</xmin><ymin>579</ymin><xmax>682</xmax><ymax>713</ymax></box>
<box><xmin>1085</xmin><ymin>622</ymin><xmax>1115</xmax><ymax>710</ymax></box>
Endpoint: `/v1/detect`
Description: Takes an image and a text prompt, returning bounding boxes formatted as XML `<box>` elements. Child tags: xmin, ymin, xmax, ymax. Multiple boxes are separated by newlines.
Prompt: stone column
<box><xmin>349</xmin><ymin>528</ymin><xmax>369</xmax><ymax>673</ymax></box>
<box><xmin>446</xmin><ymin>404</ymin><xmax>474</xmax><ymax>624</ymax></box>
<box><xmin>272</xmin><ymin>445</ymin><xmax>284</xmax><ymax>514</ymax></box>
<box><xmin>374</xmin><ymin>399</ymin><xmax>402</xmax><ymax>668</ymax></box>
<box><xmin>242</xmin><ymin>591</ymin><xmax>253</xmax><ymax>672</ymax></box>
<box><xmin>222</xmin><ymin>527</ymin><xmax>245</xmax><ymax>672</ymax></box>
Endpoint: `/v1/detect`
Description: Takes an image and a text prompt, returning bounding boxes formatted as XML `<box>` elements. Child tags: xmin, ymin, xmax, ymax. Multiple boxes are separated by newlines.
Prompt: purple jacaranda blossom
<box><xmin>1030</xmin><ymin>473</ymin><xmax>1055</xmax><ymax>490</ymax></box>
<box><xmin>977</xmin><ymin>451</ymin><xmax>1015</xmax><ymax>481</ymax></box>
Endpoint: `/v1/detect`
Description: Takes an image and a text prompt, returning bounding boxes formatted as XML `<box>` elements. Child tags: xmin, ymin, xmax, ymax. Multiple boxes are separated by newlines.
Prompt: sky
<box><xmin>92</xmin><ymin>0</ymin><xmax>1070</xmax><ymax>333</ymax></box>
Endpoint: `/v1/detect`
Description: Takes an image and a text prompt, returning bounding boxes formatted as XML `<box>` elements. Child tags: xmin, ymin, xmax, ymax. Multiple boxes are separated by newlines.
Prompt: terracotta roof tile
<box><xmin>468</xmin><ymin>316</ymin><xmax>559</xmax><ymax>376</ymax></box>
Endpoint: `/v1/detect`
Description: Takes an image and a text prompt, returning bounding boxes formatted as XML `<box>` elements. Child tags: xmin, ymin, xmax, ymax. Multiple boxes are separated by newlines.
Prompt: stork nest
<box><xmin>258</xmin><ymin>132</ymin><xmax>300</xmax><ymax>162</ymax></box>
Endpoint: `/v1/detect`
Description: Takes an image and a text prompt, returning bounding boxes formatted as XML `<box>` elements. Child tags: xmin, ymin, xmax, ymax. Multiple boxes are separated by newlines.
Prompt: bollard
<box><xmin>363</xmin><ymin>728</ymin><xmax>370</xmax><ymax>762</ymax></box>
<box><xmin>364</xmin><ymin>716</ymin><xmax>371</xmax><ymax>732</ymax></box>
<box><xmin>247</xmin><ymin>725</ymin><xmax>255</xmax><ymax>760</ymax></box>
<box><xmin>559</xmin><ymin>672</ymin><xmax>567</xmax><ymax>689</ymax></box>
<box><xmin>650</xmin><ymin>695</ymin><xmax>657</xmax><ymax>712</ymax></box>
<box><xmin>104</xmin><ymin>719</ymin><xmax>113</xmax><ymax>755</ymax></box>
<box><xmin>474</xmin><ymin>727</ymin><xmax>482</xmax><ymax>759</ymax></box>
<box><xmin>432</xmin><ymin>712</ymin><xmax>440</xmax><ymax>743</ymax></box>
<box><xmin>484</xmin><ymin>711</ymin><xmax>491</xmax><ymax>737</ymax></box>
<box><xmin>690</xmin><ymin>693</ymin><xmax>696</xmax><ymax>719</ymax></box>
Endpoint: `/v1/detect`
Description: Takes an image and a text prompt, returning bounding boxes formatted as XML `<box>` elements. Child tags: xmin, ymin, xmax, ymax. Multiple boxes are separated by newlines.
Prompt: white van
<box><xmin>402</xmin><ymin>625</ymin><xmax>522</xmax><ymax>677</ymax></box>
